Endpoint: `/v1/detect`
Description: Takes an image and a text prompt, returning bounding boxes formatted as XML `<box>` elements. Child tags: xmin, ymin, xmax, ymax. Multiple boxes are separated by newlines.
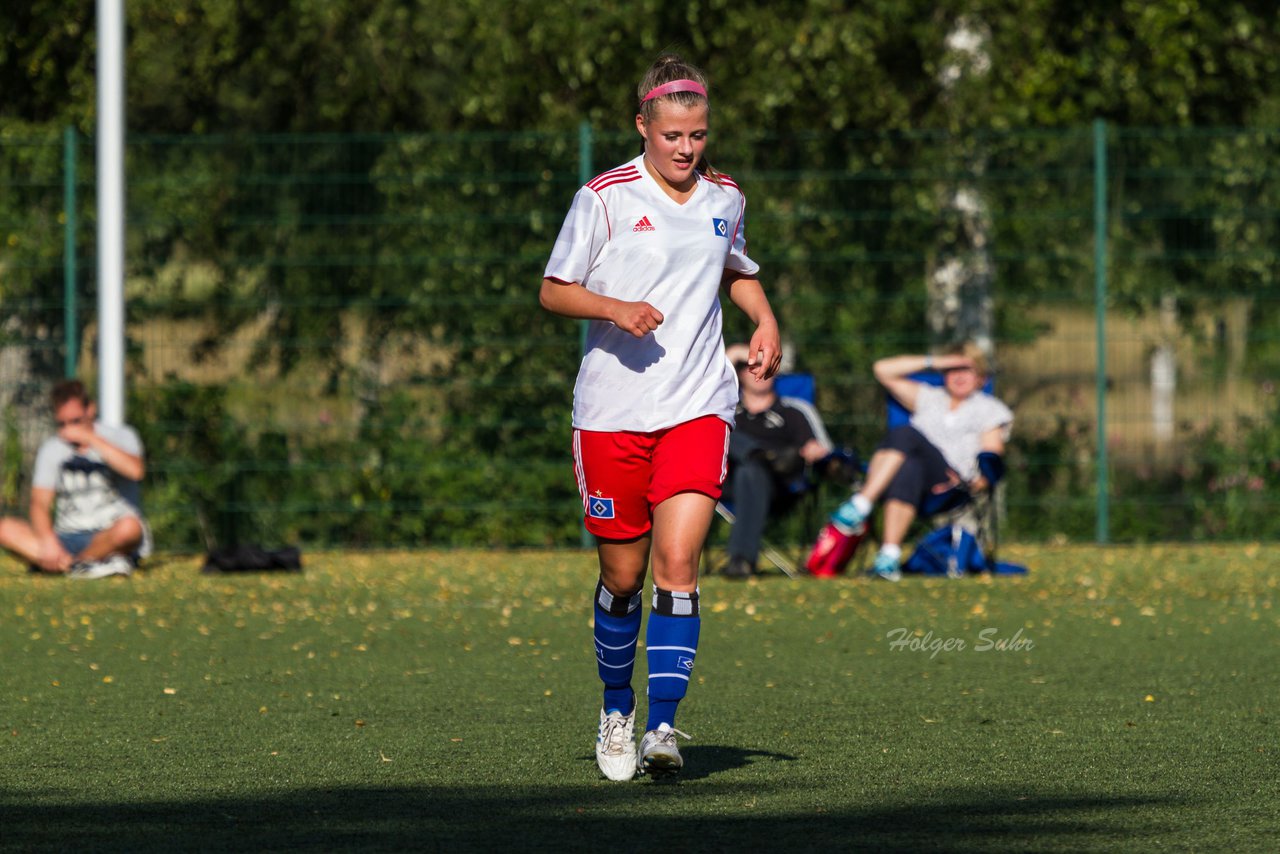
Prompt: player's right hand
<box><xmin>613</xmin><ymin>301</ymin><xmax>664</xmax><ymax>338</ymax></box>
<box><xmin>38</xmin><ymin>538</ymin><xmax>72</xmax><ymax>572</ymax></box>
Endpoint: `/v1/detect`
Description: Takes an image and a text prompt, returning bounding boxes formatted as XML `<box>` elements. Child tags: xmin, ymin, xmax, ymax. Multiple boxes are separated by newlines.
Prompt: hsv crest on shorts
<box><xmin>633</xmin><ymin>216</ymin><xmax>655</xmax><ymax>232</ymax></box>
<box><xmin>589</xmin><ymin>495</ymin><xmax>616</xmax><ymax>519</ymax></box>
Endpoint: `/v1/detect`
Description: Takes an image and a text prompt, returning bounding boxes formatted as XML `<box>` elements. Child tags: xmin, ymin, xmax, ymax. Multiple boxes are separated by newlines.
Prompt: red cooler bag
<box><xmin>804</xmin><ymin>521</ymin><xmax>866</xmax><ymax>577</ymax></box>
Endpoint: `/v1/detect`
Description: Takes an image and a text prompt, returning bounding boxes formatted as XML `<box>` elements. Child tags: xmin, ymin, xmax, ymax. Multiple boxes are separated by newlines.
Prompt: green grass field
<box><xmin>2</xmin><ymin>544</ymin><xmax>1277</xmax><ymax>852</ymax></box>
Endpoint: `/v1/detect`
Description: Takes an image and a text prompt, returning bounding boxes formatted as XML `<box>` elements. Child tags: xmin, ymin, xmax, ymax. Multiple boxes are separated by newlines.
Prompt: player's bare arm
<box><xmin>60</xmin><ymin>421</ymin><xmax>145</xmax><ymax>481</ymax></box>
<box><xmin>540</xmin><ymin>277</ymin><xmax>664</xmax><ymax>338</ymax></box>
<box><xmin>722</xmin><ymin>273</ymin><xmax>781</xmax><ymax>380</ymax></box>
<box><xmin>872</xmin><ymin>354</ymin><xmax>931</xmax><ymax>412</ymax></box>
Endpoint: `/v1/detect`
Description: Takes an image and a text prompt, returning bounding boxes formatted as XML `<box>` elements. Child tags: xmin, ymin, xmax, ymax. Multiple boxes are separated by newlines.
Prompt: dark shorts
<box><xmin>26</xmin><ymin>529</ymin><xmax>102</xmax><ymax>573</ymax></box>
<box><xmin>56</xmin><ymin>525</ymin><xmax>147</xmax><ymax>562</ymax></box>
<box><xmin>878</xmin><ymin>425</ymin><xmax>970</xmax><ymax>515</ymax></box>
<box><xmin>57</xmin><ymin>530</ymin><xmax>98</xmax><ymax>556</ymax></box>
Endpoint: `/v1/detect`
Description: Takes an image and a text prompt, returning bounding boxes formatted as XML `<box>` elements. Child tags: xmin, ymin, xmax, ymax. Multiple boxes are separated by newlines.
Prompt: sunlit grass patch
<box><xmin>1</xmin><ymin>544</ymin><xmax>1276</xmax><ymax>851</ymax></box>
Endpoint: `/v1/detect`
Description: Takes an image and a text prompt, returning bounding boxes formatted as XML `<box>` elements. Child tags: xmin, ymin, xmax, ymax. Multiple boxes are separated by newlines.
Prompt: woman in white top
<box><xmin>830</xmin><ymin>341</ymin><xmax>1013</xmax><ymax>580</ymax></box>
<box><xmin>540</xmin><ymin>53</ymin><xmax>781</xmax><ymax>781</ymax></box>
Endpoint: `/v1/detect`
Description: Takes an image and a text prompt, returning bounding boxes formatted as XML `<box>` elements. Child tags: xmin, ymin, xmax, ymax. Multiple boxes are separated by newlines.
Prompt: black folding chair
<box><xmin>711</xmin><ymin>373</ymin><xmax>858</xmax><ymax>577</ymax></box>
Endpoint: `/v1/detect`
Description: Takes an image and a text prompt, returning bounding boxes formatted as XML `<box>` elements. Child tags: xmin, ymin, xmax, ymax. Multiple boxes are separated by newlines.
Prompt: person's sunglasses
<box><xmin>56</xmin><ymin>416</ymin><xmax>87</xmax><ymax>427</ymax></box>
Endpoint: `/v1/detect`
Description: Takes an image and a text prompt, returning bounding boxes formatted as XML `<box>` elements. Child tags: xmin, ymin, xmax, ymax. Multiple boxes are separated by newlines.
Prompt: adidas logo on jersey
<box><xmin>633</xmin><ymin>216</ymin><xmax>655</xmax><ymax>232</ymax></box>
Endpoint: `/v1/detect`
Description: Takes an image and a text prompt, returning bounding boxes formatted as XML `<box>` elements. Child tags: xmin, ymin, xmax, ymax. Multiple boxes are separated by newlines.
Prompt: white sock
<box><xmin>878</xmin><ymin>543</ymin><xmax>902</xmax><ymax>561</ymax></box>
<box><xmin>852</xmin><ymin>494</ymin><xmax>873</xmax><ymax>517</ymax></box>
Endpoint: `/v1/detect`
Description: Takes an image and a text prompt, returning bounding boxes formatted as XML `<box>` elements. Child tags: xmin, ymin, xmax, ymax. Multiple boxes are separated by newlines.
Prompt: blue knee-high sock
<box><xmin>594</xmin><ymin>581</ymin><xmax>641</xmax><ymax>715</ymax></box>
<box><xmin>645</xmin><ymin>586</ymin><xmax>700</xmax><ymax>731</ymax></box>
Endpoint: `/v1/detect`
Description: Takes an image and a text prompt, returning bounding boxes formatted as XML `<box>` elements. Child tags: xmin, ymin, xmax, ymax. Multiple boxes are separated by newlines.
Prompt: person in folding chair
<box><xmin>828</xmin><ymin>341</ymin><xmax>1012</xmax><ymax>581</ymax></box>
<box><xmin>719</xmin><ymin>342</ymin><xmax>834</xmax><ymax>579</ymax></box>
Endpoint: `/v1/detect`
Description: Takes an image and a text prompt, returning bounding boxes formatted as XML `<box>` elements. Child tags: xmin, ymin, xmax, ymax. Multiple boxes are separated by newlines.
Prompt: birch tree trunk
<box><xmin>929</xmin><ymin>16</ymin><xmax>994</xmax><ymax>353</ymax></box>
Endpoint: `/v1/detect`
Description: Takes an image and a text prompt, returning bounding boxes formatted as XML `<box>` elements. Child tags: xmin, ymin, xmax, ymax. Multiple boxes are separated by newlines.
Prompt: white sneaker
<box><xmin>596</xmin><ymin>708</ymin><xmax>637</xmax><ymax>781</ymax></box>
<box><xmin>68</xmin><ymin>555</ymin><xmax>133</xmax><ymax>579</ymax></box>
<box><xmin>637</xmin><ymin>723</ymin><xmax>689</xmax><ymax>776</ymax></box>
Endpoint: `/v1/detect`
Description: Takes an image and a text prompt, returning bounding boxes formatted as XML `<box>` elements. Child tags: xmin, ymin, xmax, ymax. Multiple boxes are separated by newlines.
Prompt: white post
<box><xmin>1151</xmin><ymin>293</ymin><xmax>1177</xmax><ymax>446</ymax></box>
<box><xmin>97</xmin><ymin>0</ymin><xmax>126</xmax><ymax>426</ymax></box>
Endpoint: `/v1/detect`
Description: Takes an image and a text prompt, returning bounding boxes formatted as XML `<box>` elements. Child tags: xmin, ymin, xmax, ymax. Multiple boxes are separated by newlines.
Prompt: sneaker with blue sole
<box><xmin>870</xmin><ymin>552</ymin><xmax>902</xmax><ymax>582</ymax></box>
<box><xmin>830</xmin><ymin>497</ymin><xmax>867</xmax><ymax>535</ymax></box>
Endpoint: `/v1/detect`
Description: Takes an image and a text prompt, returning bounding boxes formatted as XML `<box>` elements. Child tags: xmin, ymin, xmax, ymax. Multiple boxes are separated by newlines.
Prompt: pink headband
<box><xmin>641</xmin><ymin>79</ymin><xmax>708</xmax><ymax>104</ymax></box>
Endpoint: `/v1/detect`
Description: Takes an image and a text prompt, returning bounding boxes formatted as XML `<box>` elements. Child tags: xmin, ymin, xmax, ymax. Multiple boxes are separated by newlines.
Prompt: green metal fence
<box><xmin>1</xmin><ymin>124</ymin><xmax>1277</xmax><ymax>551</ymax></box>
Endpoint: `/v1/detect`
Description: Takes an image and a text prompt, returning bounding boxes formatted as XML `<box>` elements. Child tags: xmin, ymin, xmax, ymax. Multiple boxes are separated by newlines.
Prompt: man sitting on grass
<box><xmin>0</xmin><ymin>379</ymin><xmax>149</xmax><ymax>579</ymax></box>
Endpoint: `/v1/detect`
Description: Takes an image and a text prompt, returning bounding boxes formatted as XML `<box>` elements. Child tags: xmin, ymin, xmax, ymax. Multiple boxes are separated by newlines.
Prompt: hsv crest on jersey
<box><xmin>633</xmin><ymin>216</ymin><xmax>655</xmax><ymax>232</ymax></box>
<box><xmin>589</xmin><ymin>496</ymin><xmax>616</xmax><ymax>519</ymax></box>
<box><xmin>711</xmin><ymin>218</ymin><xmax>728</xmax><ymax>238</ymax></box>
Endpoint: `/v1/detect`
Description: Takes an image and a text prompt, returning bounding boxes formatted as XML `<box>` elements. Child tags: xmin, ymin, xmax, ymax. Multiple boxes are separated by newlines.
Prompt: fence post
<box><xmin>577</xmin><ymin>121</ymin><xmax>594</xmax><ymax>549</ymax></box>
<box><xmin>1092</xmin><ymin>118</ymin><xmax>1110</xmax><ymax>544</ymax></box>
<box><xmin>63</xmin><ymin>126</ymin><xmax>78</xmax><ymax>378</ymax></box>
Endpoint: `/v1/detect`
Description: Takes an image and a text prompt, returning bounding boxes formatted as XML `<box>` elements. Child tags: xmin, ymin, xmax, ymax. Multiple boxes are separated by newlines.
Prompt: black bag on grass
<box><xmin>201</xmin><ymin>545</ymin><xmax>302</xmax><ymax>574</ymax></box>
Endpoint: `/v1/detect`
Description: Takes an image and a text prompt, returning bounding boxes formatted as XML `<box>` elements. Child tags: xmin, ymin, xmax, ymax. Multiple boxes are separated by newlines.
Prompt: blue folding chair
<box><xmin>773</xmin><ymin>373</ymin><xmax>816</xmax><ymax>408</ymax></box>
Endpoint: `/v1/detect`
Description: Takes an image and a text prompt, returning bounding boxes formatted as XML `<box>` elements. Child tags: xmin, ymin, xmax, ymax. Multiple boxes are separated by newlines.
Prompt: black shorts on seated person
<box><xmin>877</xmin><ymin>425</ymin><xmax>970</xmax><ymax>516</ymax></box>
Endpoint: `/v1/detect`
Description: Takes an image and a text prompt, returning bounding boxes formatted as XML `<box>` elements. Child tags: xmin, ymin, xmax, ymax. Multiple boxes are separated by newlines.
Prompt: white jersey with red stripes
<box><xmin>544</xmin><ymin>154</ymin><xmax>760</xmax><ymax>433</ymax></box>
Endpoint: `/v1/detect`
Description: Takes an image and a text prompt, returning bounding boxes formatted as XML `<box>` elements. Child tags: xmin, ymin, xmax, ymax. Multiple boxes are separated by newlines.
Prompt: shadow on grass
<box><xmin>574</xmin><ymin>743</ymin><xmax>800</xmax><ymax>782</ymax></box>
<box><xmin>0</xmin><ymin>782</ymin><xmax>1182</xmax><ymax>853</ymax></box>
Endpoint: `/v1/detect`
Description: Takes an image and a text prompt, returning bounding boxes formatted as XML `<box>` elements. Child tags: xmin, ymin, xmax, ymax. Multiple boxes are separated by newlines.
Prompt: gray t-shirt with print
<box><xmin>910</xmin><ymin>385</ymin><xmax>1013</xmax><ymax>481</ymax></box>
<box><xmin>32</xmin><ymin>421</ymin><xmax>145</xmax><ymax>534</ymax></box>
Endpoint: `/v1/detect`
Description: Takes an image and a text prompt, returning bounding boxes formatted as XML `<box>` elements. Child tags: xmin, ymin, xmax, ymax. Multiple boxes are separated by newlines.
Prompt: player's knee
<box><xmin>884</xmin><ymin>463</ymin><xmax>924</xmax><ymax>505</ymax></box>
<box><xmin>110</xmin><ymin>515</ymin><xmax>144</xmax><ymax>548</ymax></box>
<box><xmin>650</xmin><ymin>543</ymin><xmax>699</xmax><ymax>588</ymax></box>
<box><xmin>0</xmin><ymin>516</ymin><xmax>24</xmax><ymax>549</ymax></box>
<box><xmin>600</xmin><ymin>566</ymin><xmax>646</xmax><ymax>598</ymax></box>
<box><xmin>883</xmin><ymin>497</ymin><xmax>918</xmax><ymax>518</ymax></box>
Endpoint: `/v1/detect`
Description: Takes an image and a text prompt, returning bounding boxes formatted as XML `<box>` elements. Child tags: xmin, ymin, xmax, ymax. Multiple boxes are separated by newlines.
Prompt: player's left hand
<box><xmin>931</xmin><ymin>470</ymin><xmax>962</xmax><ymax>494</ymax></box>
<box><xmin>745</xmin><ymin>325</ymin><xmax>782</xmax><ymax>381</ymax></box>
<box><xmin>800</xmin><ymin>439</ymin><xmax>829</xmax><ymax>464</ymax></box>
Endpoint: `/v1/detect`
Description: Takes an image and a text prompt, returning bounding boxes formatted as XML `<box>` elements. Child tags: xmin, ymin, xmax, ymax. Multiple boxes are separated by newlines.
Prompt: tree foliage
<box><xmin>4</xmin><ymin>1</ymin><xmax>1280</xmax><ymax>135</ymax></box>
<box><xmin>3</xmin><ymin>2</ymin><xmax>1280</xmax><ymax>546</ymax></box>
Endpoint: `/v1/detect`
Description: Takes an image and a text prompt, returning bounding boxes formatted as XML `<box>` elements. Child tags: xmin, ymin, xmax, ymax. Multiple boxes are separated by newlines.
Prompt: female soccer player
<box><xmin>540</xmin><ymin>54</ymin><xmax>781</xmax><ymax>780</ymax></box>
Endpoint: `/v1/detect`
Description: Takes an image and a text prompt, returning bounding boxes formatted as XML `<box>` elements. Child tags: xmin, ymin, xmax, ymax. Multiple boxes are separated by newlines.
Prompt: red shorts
<box><xmin>573</xmin><ymin>415</ymin><xmax>731</xmax><ymax>540</ymax></box>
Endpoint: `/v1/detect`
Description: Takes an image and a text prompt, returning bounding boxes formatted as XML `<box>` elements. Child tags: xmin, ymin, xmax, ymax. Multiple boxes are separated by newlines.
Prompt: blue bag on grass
<box><xmin>902</xmin><ymin>527</ymin><xmax>987</xmax><ymax>577</ymax></box>
<box><xmin>903</xmin><ymin>527</ymin><xmax>1030</xmax><ymax>576</ymax></box>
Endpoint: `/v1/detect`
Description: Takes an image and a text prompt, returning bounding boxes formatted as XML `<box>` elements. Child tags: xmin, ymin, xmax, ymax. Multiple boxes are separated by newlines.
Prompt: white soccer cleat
<box><xmin>637</xmin><ymin>723</ymin><xmax>689</xmax><ymax>776</ymax></box>
<box><xmin>596</xmin><ymin>708</ymin><xmax>637</xmax><ymax>781</ymax></box>
<box><xmin>68</xmin><ymin>555</ymin><xmax>133</xmax><ymax>580</ymax></box>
